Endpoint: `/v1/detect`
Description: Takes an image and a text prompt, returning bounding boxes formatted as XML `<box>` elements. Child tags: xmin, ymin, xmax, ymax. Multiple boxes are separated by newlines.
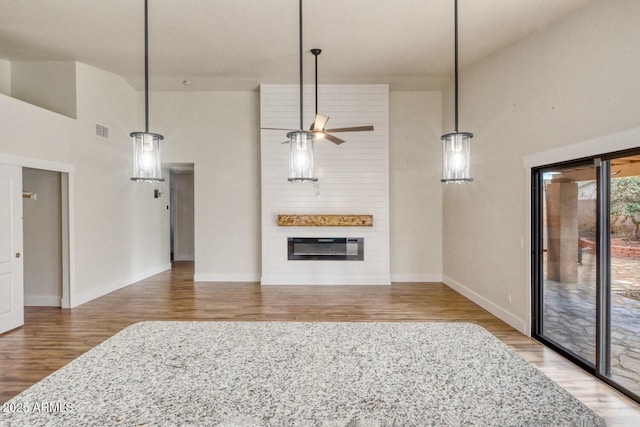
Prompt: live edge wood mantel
<box><xmin>277</xmin><ymin>214</ymin><xmax>373</xmax><ymax>227</ymax></box>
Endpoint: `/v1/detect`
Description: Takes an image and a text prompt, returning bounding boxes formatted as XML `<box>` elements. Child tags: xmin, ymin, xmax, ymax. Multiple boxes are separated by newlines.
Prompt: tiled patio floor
<box><xmin>543</xmin><ymin>252</ymin><xmax>640</xmax><ymax>395</ymax></box>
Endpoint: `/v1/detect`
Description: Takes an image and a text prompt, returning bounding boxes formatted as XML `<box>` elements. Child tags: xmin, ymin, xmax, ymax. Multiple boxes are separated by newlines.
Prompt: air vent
<box><xmin>96</xmin><ymin>124</ymin><xmax>109</xmax><ymax>139</ymax></box>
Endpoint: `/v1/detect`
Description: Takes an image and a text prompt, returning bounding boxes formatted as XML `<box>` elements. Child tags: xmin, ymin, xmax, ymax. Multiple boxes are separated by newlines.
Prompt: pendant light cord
<box><xmin>314</xmin><ymin>51</ymin><xmax>318</xmax><ymax>116</ymax></box>
<box><xmin>298</xmin><ymin>0</ymin><xmax>303</xmax><ymax>131</ymax></box>
<box><xmin>144</xmin><ymin>0</ymin><xmax>150</xmax><ymax>133</ymax></box>
<box><xmin>454</xmin><ymin>0</ymin><xmax>459</xmax><ymax>133</ymax></box>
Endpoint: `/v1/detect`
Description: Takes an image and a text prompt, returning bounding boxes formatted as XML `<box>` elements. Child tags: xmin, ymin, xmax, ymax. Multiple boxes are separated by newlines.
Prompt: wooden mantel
<box><xmin>277</xmin><ymin>214</ymin><xmax>373</xmax><ymax>227</ymax></box>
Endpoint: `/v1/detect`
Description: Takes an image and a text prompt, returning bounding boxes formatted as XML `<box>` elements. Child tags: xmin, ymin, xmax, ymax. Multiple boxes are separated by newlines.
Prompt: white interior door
<box><xmin>0</xmin><ymin>164</ymin><xmax>24</xmax><ymax>334</ymax></box>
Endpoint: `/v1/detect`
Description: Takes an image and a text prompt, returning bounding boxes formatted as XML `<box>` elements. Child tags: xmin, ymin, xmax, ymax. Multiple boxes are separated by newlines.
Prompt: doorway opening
<box><xmin>0</xmin><ymin>155</ymin><xmax>73</xmax><ymax>334</ymax></box>
<box><xmin>22</xmin><ymin>168</ymin><xmax>66</xmax><ymax>308</ymax></box>
<box><xmin>167</xmin><ymin>164</ymin><xmax>194</xmax><ymax>263</ymax></box>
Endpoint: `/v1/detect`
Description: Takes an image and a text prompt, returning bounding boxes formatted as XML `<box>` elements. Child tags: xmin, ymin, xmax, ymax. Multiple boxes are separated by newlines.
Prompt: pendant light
<box><xmin>287</xmin><ymin>0</ymin><xmax>317</xmax><ymax>183</ymax></box>
<box><xmin>130</xmin><ymin>0</ymin><xmax>164</xmax><ymax>182</ymax></box>
<box><xmin>441</xmin><ymin>0</ymin><xmax>474</xmax><ymax>183</ymax></box>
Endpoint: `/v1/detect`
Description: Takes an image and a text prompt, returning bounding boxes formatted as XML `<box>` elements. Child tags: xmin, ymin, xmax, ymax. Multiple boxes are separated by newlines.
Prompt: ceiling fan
<box><xmin>306</xmin><ymin>48</ymin><xmax>374</xmax><ymax>145</ymax></box>
<box><xmin>260</xmin><ymin>4</ymin><xmax>374</xmax><ymax>145</ymax></box>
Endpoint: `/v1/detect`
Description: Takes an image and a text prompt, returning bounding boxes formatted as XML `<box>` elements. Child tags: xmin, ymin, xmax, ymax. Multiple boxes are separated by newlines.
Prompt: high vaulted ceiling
<box><xmin>0</xmin><ymin>0</ymin><xmax>594</xmax><ymax>91</ymax></box>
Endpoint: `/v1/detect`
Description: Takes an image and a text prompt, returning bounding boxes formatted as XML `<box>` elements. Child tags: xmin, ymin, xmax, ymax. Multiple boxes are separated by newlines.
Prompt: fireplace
<box><xmin>287</xmin><ymin>237</ymin><xmax>364</xmax><ymax>261</ymax></box>
<box><xmin>260</xmin><ymin>84</ymin><xmax>389</xmax><ymax>285</ymax></box>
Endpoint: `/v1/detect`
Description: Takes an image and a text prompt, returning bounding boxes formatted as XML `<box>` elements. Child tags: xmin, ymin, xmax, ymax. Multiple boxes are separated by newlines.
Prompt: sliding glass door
<box><xmin>533</xmin><ymin>162</ymin><xmax>598</xmax><ymax>367</ymax></box>
<box><xmin>532</xmin><ymin>152</ymin><xmax>640</xmax><ymax>403</ymax></box>
<box><xmin>608</xmin><ymin>155</ymin><xmax>640</xmax><ymax>396</ymax></box>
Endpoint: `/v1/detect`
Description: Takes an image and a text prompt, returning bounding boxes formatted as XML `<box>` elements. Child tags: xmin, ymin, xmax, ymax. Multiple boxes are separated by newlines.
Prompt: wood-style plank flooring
<box><xmin>1</xmin><ymin>261</ymin><xmax>640</xmax><ymax>425</ymax></box>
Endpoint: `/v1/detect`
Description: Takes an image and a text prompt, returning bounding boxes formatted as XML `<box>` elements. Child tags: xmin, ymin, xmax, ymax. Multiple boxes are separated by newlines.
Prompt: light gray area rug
<box><xmin>1</xmin><ymin>322</ymin><xmax>605</xmax><ymax>426</ymax></box>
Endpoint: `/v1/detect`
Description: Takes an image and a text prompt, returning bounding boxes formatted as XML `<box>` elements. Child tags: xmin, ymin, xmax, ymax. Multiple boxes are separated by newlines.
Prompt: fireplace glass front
<box><xmin>287</xmin><ymin>237</ymin><xmax>364</xmax><ymax>261</ymax></box>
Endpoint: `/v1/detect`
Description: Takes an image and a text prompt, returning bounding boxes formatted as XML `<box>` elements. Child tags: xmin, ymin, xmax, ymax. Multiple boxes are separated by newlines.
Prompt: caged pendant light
<box><xmin>287</xmin><ymin>0</ymin><xmax>317</xmax><ymax>183</ymax></box>
<box><xmin>130</xmin><ymin>0</ymin><xmax>164</xmax><ymax>182</ymax></box>
<box><xmin>441</xmin><ymin>0</ymin><xmax>474</xmax><ymax>183</ymax></box>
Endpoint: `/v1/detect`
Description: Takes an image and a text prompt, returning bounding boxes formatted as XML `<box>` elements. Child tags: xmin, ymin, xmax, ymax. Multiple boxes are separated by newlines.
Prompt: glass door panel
<box><xmin>608</xmin><ymin>155</ymin><xmax>640</xmax><ymax>395</ymax></box>
<box><xmin>534</xmin><ymin>153</ymin><xmax>640</xmax><ymax>403</ymax></box>
<box><xmin>538</xmin><ymin>164</ymin><xmax>597</xmax><ymax>365</ymax></box>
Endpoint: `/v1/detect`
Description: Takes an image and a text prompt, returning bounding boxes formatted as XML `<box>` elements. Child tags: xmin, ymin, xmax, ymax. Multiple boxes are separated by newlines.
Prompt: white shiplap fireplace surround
<box><xmin>260</xmin><ymin>84</ymin><xmax>390</xmax><ymax>285</ymax></box>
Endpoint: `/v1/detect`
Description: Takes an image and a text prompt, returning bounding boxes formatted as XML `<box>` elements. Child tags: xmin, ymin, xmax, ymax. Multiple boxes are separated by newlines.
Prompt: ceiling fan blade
<box><xmin>311</xmin><ymin>114</ymin><xmax>329</xmax><ymax>131</ymax></box>
<box><xmin>324</xmin><ymin>125</ymin><xmax>374</xmax><ymax>133</ymax></box>
<box><xmin>324</xmin><ymin>133</ymin><xmax>346</xmax><ymax>145</ymax></box>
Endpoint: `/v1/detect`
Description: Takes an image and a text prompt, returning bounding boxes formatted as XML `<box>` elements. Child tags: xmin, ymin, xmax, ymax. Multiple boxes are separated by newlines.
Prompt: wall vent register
<box><xmin>288</xmin><ymin>237</ymin><xmax>364</xmax><ymax>261</ymax></box>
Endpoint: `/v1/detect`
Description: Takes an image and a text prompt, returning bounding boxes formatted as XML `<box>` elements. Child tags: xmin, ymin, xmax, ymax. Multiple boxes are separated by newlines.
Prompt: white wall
<box><xmin>0</xmin><ymin>59</ymin><xmax>10</xmax><ymax>96</ymax></box>
<box><xmin>11</xmin><ymin>61</ymin><xmax>77</xmax><ymax>118</ymax></box>
<box><xmin>152</xmin><ymin>87</ymin><xmax>441</xmax><ymax>285</ymax></box>
<box><xmin>0</xmin><ymin>61</ymin><xmax>170</xmax><ymax>308</ymax></box>
<box><xmin>75</xmin><ymin>63</ymin><xmax>170</xmax><ymax>302</ymax></box>
<box><xmin>22</xmin><ymin>168</ymin><xmax>62</xmax><ymax>306</ymax></box>
<box><xmin>152</xmin><ymin>91</ymin><xmax>262</xmax><ymax>281</ymax></box>
<box><xmin>389</xmin><ymin>92</ymin><xmax>442</xmax><ymax>282</ymax></box>
<box><xmin>260</xmin><ymin>84</ymin><xmax>390</xmax><ymax>285</ymax></box>
<box><xmin>0</xmin><ymin>61</ymin><xmax>443</xmax><ymax>295</ymax></box>
<box><xmin>442</xmin><ymin>0</ymin><xmax>640</xmax><ymax>333</ymax></box>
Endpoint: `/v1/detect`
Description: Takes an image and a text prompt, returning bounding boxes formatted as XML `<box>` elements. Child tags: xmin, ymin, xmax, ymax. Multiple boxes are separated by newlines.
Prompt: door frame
<box><xmin>0</xmin><ymin>163</ymin><xmax>23</xmax><ymax>332</ymax></box>
<box><xmin>524</xmin><ymin>128</ymin><xmax>640</xmax><ymax>404</ymax></box>
<box><xmin>0</xmin><ymin>153</ymin><xmax>75</xmax><ymax>309</ymax></box>
<box><xmin>530</xmin><ymin>159</ymin><xmax>599</xmax><ymax>375</ymax></box>
<box><xmin>524</xmin><ymin>126</ymin><xmax>640</xmax><ymax>335</ymax></box>
<box><xmin>165</xmin><ymin>163</ymin><xmax>195</xmax><ymax>263</ymax></box>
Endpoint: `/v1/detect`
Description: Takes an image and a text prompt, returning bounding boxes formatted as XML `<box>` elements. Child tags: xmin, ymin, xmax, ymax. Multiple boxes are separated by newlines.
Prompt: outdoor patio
<box><xmin>543</xmin><ymin>252</ymin><xmax>640</xmax><ymax>395</ymax></box>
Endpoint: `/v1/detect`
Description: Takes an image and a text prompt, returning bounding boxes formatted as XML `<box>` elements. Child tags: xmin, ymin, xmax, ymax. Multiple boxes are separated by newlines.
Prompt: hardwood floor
<box><xmin>2</xmin><ymin>261</ymin><xmax>640</xmax><ymax>425</ymax></box>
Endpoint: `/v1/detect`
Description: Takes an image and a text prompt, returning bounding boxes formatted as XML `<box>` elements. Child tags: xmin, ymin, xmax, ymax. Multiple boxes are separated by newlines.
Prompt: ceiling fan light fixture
<box><xmin>310</xmin><ymin>113</ymin><xmax>329</xmax><ymax>133</ymax></box>
<box><xmin>130</xmin><ymin>0</ymin><xmax>164</xmax><ymax>183</ymax></box>
<box><xmin>287</xmin><ymin>130</ymin><xmax>318</xmax><ymax>183</ymax></box>
<box><xmin>440</xmin><ymin>0</ymin><xmax>474</xmax><ymax>184</ymax></box>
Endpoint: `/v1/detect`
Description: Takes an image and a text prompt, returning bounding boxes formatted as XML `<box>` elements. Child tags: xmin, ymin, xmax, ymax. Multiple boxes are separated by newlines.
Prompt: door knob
<box><xmin>15</xmin><ymin>253</ymin><xmax>20</xmax><ymax>258</ymax></box>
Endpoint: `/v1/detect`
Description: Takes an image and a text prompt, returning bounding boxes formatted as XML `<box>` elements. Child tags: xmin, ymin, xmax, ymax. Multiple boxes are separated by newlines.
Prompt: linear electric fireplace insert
<box><xmin>287</xmin><ymin>237</ymin><xmax>364</xmax><ymax>261</ymax></box>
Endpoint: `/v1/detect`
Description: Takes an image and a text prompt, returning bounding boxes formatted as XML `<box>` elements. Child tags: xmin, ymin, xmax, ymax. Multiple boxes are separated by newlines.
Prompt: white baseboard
<box><xmin>71</xmin><ymin>263</ymin><xmax>172</xmax><ymax>308</ymax></box>
<box><xmin>260</xmin><ymin>274</ymin><xmax>391</xmax><ymax>285</ymax></box>
<box><xmin>442</xmin><ymin>275</ymin><xmax>527</xmax><ymax>334</ymax></box>
<box><xmin>24</xmin><ymin>295</ymin><xmax>61</xmax><ymax>307</ymax></box>
<box><xmin>390</xmin><ymin>273</ymin><xmax>443</xmax><ymax>283</ymax></box>
<box><xmin>194</xmin><ymin>273</ymin><xmax>261</xmax><ymax>282</ymax></box>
